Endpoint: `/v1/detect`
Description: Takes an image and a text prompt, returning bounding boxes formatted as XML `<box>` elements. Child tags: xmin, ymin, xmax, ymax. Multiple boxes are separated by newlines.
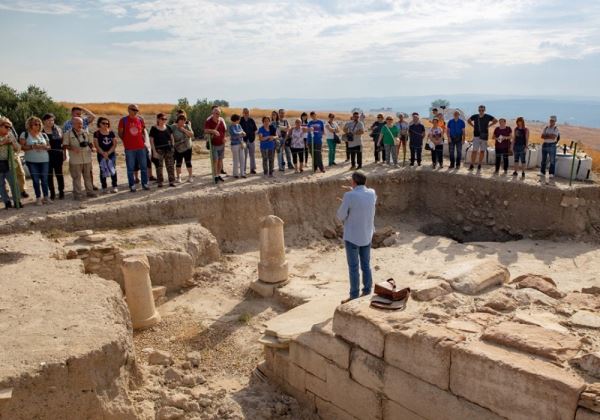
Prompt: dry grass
<box><xmin>59</xmin><ymin>102</ymin><xmax>174</xmax><ymax>115</ymax></box>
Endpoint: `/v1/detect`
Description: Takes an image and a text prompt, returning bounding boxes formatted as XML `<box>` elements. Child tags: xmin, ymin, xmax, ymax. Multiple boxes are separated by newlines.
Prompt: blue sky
<box><xmin>1</xmin><ymin>0</ymin><xmax>599</xmax><ymax>103</ymax></box>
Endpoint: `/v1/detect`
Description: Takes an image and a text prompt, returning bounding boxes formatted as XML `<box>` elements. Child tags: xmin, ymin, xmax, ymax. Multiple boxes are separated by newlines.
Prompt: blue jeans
<box><xmin>26</xmin><ymin>161</ymin><xmax>49</xmax><ymax>198</ymax></box>
<box><xmin>449</xmin><ymin>136</ymin><xmax>462</xmax><ymax>166</ymax></box>
<box><xmin>125</xmin><ymin>149</ymin><xmax>148</xmax><ymax>188</ymax></box>
<box><xmin>540</xmin><ymin>143</ymin><xmax>557</xmax><ymax>175</ymax></box>
<box><xmin>0</xmin><ymin>169</ymin><xmax>14</xmax><ymax>204</ymax></box>
<box><xmin>277</xmin><ymin>142</ymin><xmax>293</xmax><ymax>170</ymax></box>
<box><xmin>344</xmin><ymin>240</ymin><xmax>372</xmax><ymax>299</ymax></box>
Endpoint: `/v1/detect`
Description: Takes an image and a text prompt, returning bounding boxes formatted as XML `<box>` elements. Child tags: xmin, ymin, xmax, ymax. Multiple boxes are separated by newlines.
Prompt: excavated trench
<box><xmin>419</xmin><ymin>222</ymin><xmax>523</xmax><ymax>243</ymax></box>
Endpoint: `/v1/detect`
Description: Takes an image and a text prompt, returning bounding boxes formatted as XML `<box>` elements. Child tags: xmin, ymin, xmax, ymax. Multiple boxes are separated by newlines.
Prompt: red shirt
<box><xmin>204</xmin><ymin>117</ymin><xmax>226</xmax><ymax>146</ymax></box>
<box><xmin>118</xmin><ymin>116</ymin><xmax>146</xmax><ymax>150</ymax></box>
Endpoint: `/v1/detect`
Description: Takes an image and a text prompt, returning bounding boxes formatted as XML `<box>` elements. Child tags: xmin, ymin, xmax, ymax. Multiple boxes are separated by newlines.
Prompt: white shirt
<box><xmin>336</xmin><ymin>185</ymin><xmax>377</xmax><ymax>247</ymax></box>
<box><xmin>325</xmin><ymin>121</ymin><xmax>339</xmax><ymax>139</ymax></box>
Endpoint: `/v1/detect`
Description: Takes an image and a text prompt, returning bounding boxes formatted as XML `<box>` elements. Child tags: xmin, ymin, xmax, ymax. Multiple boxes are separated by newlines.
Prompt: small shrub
<box><xmin>169</xmin><ymin>98</ymin><xmax>228</xmax><ymax>138</ymax></box>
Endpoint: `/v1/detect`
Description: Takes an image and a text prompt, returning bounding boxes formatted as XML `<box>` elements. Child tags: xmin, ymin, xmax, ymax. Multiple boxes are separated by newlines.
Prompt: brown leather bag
<box><xmin>374</xmin><ymin>279</ymin><xmax>410</xmax><ymax>301</ymax></box>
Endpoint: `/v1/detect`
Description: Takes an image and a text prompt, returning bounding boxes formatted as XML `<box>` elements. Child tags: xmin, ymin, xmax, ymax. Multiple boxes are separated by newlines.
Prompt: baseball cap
<box><xmin>128</xmin><ymin>104</ymin><xmax>140</xmax><ymax>112</ymax></box>
<box><xmin>549</xmin><ymin>115</ymin><xmax>557</xmax><ymax>121</ymax></box>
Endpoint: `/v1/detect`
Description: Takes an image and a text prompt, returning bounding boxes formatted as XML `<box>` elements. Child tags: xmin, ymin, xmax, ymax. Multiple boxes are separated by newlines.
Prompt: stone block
<box><xmin>250</xmin><ymin>279</ymin><xmax>275</xmax><ymax>297</ymax></box>
<box><xmin>315</xmin><ymin>397</ymin><xmax>358</xmax><ymax>420</ymax></box>
<box><xmin>383</xmin><ymin>400</ymin><xmax>426</xmax><ymax>420</ymax></box>
<box><xmin>482</xmin><ymin>321</ymin><xmax>582</xmax><ymax>361</ymax></box>
<box><xmin>332</xmin><ymin>298</ymin><xmax>419</xmax><ymax>358</ymax></box>
<box><xmin>305</xmin><ymin>372</ymin><xmax>329</xmax><ymax>402</ymax></box>
<box><xmin>350</xmin><ymin>347</ymin><xmax>385</xmax><ymax>392</ymax></box>
<box><xmin>579</xmin><ymin>384</ymin><xmax>600</xmax><ymax>413</ymax></box>
<box><xmin>436</xmin><ymin>259</ymin><xmax>509</xmax><ymax>295</ymax></box>
<box><xmin>570</xmin><ymin>310</ymin><xmax>600</xmax><ymax>329</ymax></box>
<box><xmin>384</xmin><ymin>364</ymin><xmax>502</xmax><ymax>420</ymax></box>
<box><xmin>450</xmin><ymin>341</ymin><xmax>585</xmax><ymax>420</ymax></box>
<box><xmin>326</xmin><ymin>362</ymin><xmax>382</xmax><ymax>420</ymax></box>
<box><xmin>577</xmin><ymin>408</ymin><xmax>600</xmax><ymax>420</ymax></box>
<box><xmin>289</xmin><ymin>341</ymin><xmax>328</xmax><ymax>381</ymax></box>
<box><xmin>411</xmin><ymin>279</ymin><xmax>452</xmax><ymax>301</ymax></box>
<box><xmin>295</xmin><ymin>319</ymin><xmax>351</xmax><ymax>369</ymax></box>
<box><xmin>384</xmin><ymin>325</ymin><xmax>463</xmax><ymax>389</ymax></box>
<box><xmin>571</xmin><ymin>353</ymin><xmax>600</xmax><ymax>379</ymax></box>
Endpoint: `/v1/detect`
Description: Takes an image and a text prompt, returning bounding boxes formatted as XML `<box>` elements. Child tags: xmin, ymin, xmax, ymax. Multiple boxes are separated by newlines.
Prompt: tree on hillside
<box><xmin>212</xmin><ymin>99</ymin><xmax>229</xmax><ymax>107</ymax></box>
<box><xmin>0</xmin><ymin>84</ymin><xmax>69</xmax><ymax>135</ymax></box>
<box><xmin>431</xmin><ymin>99</ymin><xmax>450</xmax><ymax>109</ymax></box>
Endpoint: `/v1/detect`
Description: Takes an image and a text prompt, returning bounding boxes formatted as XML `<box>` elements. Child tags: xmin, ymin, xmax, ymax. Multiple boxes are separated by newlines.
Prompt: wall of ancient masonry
<box><xmin>259</xmin><ymin>262</ymin><xmax>600</xmax><ymax>420</ymax></box>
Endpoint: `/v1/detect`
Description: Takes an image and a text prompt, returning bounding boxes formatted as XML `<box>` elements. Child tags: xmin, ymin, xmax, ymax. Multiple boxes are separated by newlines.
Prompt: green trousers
<box><xmin>327</xmin><ymin>138</ymin><xmax>337</xmax><ymax>165</ymax></box>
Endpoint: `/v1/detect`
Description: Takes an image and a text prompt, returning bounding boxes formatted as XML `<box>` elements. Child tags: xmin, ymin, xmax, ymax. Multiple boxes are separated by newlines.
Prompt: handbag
<box><xmin>333</xmin><ymin>132</ymin><xmax>341</xmax><ymax>144</ymax></box>
<box><xmin>384</xmin><ymin>125</ymin><xmax>400</xmax><ymax>147</ymax></box>
<box><xmin>374</xmin><ymin>279</ymin><xmax>410</xmax><ymax>301</ymax></box>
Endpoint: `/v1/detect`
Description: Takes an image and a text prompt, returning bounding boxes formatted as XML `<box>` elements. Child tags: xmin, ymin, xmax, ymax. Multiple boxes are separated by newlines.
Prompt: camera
<box><xmin>346</xmin><ymin>133</ymin><xmax>354</xmax><ymax>142</ymax></box>
<box><xmin>79</xmin><ymin>141</ymin><xmax>89</xmax><ymax>148</ymax></box>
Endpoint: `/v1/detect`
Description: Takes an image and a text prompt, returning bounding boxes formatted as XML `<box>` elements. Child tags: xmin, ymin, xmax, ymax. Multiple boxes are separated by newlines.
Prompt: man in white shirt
<box><xmin>336</xmin><ymin>171</ymin><xmax>377</xmax><ymax>303</ymax></box>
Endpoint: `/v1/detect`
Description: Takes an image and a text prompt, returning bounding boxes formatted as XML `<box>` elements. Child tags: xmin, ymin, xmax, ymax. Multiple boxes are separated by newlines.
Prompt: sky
<box><xmin>1</xmin><ymin>0</ymin><xmax>600</xmax><ymax>104</ymax></box>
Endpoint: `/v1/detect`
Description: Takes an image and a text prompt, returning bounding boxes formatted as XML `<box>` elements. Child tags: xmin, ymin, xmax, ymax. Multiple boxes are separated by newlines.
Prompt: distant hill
<box><xmin>234</xmin><ymin>95</ymin><xmax>600</xmax><ymax>128</ymax></box>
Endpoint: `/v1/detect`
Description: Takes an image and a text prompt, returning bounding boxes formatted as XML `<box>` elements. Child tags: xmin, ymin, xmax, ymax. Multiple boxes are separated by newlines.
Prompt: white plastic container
<box><xmin>485</xmin><ymin>147</ymin><xmax>496</xmax><ymax>165</ymax></box>
<box><xmin>463</xmin><ymin>142</ymin><xmax>472</xmax><ymax>164</ymax></box>
<box><xmin>526</xmin><ymin>147</ymin><xmax>539</xmax><ymax>169</ymax></box>
<box><xmin>555</xmin><ymin>153</ymin><xmax>574</xmax><ymax>178</ymax></box>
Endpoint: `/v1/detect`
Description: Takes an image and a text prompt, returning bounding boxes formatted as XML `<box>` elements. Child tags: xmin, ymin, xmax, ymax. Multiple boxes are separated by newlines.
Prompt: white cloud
<box><xmin>0</xmin><ymin>0</ymin><xmax>75</xmax><ymax>15</ymax></box>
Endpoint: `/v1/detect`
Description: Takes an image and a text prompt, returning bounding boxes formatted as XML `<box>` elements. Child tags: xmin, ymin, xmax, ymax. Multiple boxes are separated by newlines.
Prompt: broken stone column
<box><xmin>252</xmin><ymin>215</ymin><xmax>289</xmax><ymax>297</ymax></box>
<box><xmin>121</xmin><ymin>255</ymin><xmax>161</xmax><ymax>329</ymax></box>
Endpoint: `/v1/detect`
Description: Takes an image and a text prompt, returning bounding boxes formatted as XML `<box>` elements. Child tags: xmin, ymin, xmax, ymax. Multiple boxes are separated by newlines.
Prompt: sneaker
<box><xmin>130</xmin><ymin>187</ymin><xmax>137</xmax><ymax>193</ymax></box>
<box><xmin>149</xmin><ymin>176</ymin><xmax>157</xmax><ymax>182</ymax></box>
<box><xmin>241</xmin><ymin>175</ymin><xmax>247</xmax><ymax>178</ymax></box>
<box><xmin>42</xmin><ymin>197</ymin><xmax>53</xmax><ymax>205</ymax></box>
<box><xmin>439</xmin><ymin>165</ymin><xmax>444</xmax><ymax>169</ymax></box>
<box><xmin>350</xmin><ymin>165</ymin><xmax>356</xmax><ymax>170</ymax></box>
<box><xmin>36</xmin><ymin>198</ymin><xmax>42</xmax><ymax>206</ymax></box>
<box><xmin>503</xmin><ymin>170</ymin><xmax>508</xmax><ymax>176</ymax></box>
<box><xmin>214</xmin><ymin>177</ymin><xmax>220</xmax><ymax>183</ymax></box>
<box><xmin>512</xmin><ymin>171</ymin><xmax>518</xmax><ymax>177</ymax></box>
<box><xmin>50</xmin><ymin>193</ymin><xmax>56</xmax><ymax>201</ymax></box>
<box><xmin>4</xmin><ymin>201</ymin><xmax>12</xmax><ymax>209</ymax></box>
<box><xmin>477</xmin><ymin>164</ymin><xmax>482</xmax><ymax>171</ymax></box>
<box><xmin>432</xmin><ymin>164</ymin><xmax>437</xmax><ymax>169</ymax></box>
<box><xmin>187</xmin><ymin>177</ymin><xmax>193</xmax><ymax>183</ymax></box>
<box><xmin>59</xmin><ymin>191</ymin><xmax>65</xmax><ymax>200</ymax></box>
<box><xmin>169</xmin><ymin>183</ymin><xmax>176</xmax><ymax>187</ymax></box>
<box><xmin>409</xmin><ymin>163</ymin><xmax>414</xmax><ymax>167</ymax></box>
<box><xmin>218</xmin><ymin>176</ymin><xmax>225</xmax><ymax>182</ymax></box>
<box><xmin>250</xmin><ymin>170</ymin><xmax>257</xmax><ymax>174</ymax></box>
<box><xmin>220</xmin><ymin>169</ymin><xmax>227</xmax><ymax>175</ymax></box>
<box><xmin>521</xmin><ymin>172</ymin><xmax>525</xmax><ymax>179</ymax></box>
<box><xmin>102</xmin><ymin>188</ymin><xmax>108</xmax><ymax>194</ymax></box>
<box><xmin>21</xmin><ymin>191</ymin><xmax>29</xmax><ymax>198</ymax></box>
<box><xmin>449</xmin><ymin>164</ymin><xmax>455</xmax><ymax>169</ymax></box>
<box><xmin>279</xmin><ymin>168</ymin><xmax>285</xmax><ymax>172</ymax></box>
<box><xmin>157</xmin><ymin>182</ymin><xmax>163</xmax><ymax>188</ymax></box>
<box><xmin>468</xmin><ymin>164</ymin><xmax>474</xmax><ymax>171</ymax></box>
<box><xmin>92</xmin><ymin>185</ymin><xmax>99</xmax><ymax>191</ymax></box>
<box><xmin>456</xmin><ymin>164</ymin><xmax>461</xmax><ymax>169</ymax></box>
<box><xmin>142</xmin><ymin>184</ymin><xmax>150</xmax><ymax>190</ymax></box>
<box><xmin>549</xmin><ymin>174</ymin><xmax>555</xmax><ymax>179</ymax></box>
<box><xmin>176</xmin><ymin>175</ymin><xmax>182</xmax><ymax>183</ymax></box>
<box><xmin>111</xmin><ymin>187</ymin><xmax>118</xmax><ymax>193</ymax></box>
<box><xmin>493</xmin><ymin>170</ymin><xmax>499</xmax><ymax>176</ymax></box>
<box><xmin>234</xmin><ymin>176</ymin><xmax>239</xmax><ymax>179</ymax></box>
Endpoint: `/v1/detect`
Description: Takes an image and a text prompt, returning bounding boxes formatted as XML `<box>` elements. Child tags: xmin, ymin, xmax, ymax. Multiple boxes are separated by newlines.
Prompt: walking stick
<box><xmin>569</xmin><ymin>142</ymin><xmax>578</xmax><ymax>187</ymax></box>
<box><xmin>206</xmin><ymin>134</ymin><xmax>217</xmax><ymax>184</ymax></box>
<box><xmin>311</xmin><ymin>137</ymin><xmax>315</xmax><ymax>173</ymax></box>
<box><xmin>7</xmin><ymin>146</ymin><xmax>21</xmax><ymax>208</ymax></box>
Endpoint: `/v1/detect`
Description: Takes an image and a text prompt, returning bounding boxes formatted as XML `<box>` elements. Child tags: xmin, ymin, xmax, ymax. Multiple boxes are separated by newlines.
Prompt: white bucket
<box><xmin>526</xmin><ymin>147</ymin><xmax>539</xmax><ymax>169</ymax></box>
<box><xmin>485</xmin><ymin>147</ymin><xmax>496</xmax><ymax>165</ymax></box>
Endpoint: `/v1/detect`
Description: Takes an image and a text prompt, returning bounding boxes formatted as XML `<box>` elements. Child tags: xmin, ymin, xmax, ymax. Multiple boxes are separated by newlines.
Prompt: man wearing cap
<box><xmin>337</xmin><ymin>170</ymin><xmax>377</xmax><ymax>304</ymax></box>
<box><xmin>468</xmin><ymin>105</ymin><xmax>498</xmax><ymax>173</ymax></box>
<box><xmin>540</xmin><ymin>115</ymin><xmax>560</xmax><ymax>183</ymax></box>
<box><xmin>118</xmin><ymin>104</ymin><xmax>149</xmax><ymax>192</ymax></box>
<box><xmin>63</xmin><ymin>106</ymin><xmax>96</xmax><ymax>133</ymax></box>
<box><xmin>0</xmin><ymin>116</ymin><xmax>21</xmax><ymax>208</ymax></box>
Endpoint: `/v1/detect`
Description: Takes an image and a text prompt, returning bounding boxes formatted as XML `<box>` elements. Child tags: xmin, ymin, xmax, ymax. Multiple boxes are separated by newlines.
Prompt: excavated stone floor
<box><xmin>1</xmin><ymin>166</ymin><xmax>599</xmax><ymax>420</ymax></box>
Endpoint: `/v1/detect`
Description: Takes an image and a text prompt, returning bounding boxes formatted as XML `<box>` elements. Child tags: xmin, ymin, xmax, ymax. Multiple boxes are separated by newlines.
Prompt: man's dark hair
<box><xmin>352</xmin><ymin>171</ymin><xmax>367</xmax><ymax>186</ymax></box>
<box><xmin>71</xmin><ymin>106</ymin><xmax>82</xmax><ymax>113</ymax></box>
<box><xmin>42</xmin><ymin>113</ymin><xmax>55</xmax><ymax>121</ymax></box>
<box><xmin>176</xmin><ymin>115</ymin><xmax>186</xmax><ymax>122</ymax></box>
<box><xmin>231</xmin><ymin>114</ymin><xmax>240</xmax><ymax>122</ymax></box>
<box><xmin>211</xmin><ymin>105</ymin><xmax>219</xmax><ymax>111</ymax></box>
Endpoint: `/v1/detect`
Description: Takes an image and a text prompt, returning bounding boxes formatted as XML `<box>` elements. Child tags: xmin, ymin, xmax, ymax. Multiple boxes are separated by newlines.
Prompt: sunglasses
<box><xmin>32</xmin><ymin>122</ymin><xmax>41</xmax><ymax>126</ymax></box>
<box><xmin>159</xmin><ymin>118</ymin><xmax>168</xmax><ymax>121</ymax></box>
<box><xmin>101</xmin><ymin>122</ymin><xmax>110</xmax><ymax>126</ymax></box>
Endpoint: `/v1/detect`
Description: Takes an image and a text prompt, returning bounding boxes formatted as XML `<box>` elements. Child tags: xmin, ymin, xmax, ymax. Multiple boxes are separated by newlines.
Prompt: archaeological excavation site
<box><xmin>1</xmin><ymin>167</ymin><xmax>600</xmax><ymax>420</ymax></box>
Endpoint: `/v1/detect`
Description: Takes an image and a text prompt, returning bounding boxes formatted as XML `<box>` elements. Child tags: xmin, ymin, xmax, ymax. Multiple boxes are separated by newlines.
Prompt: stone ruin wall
<box><xmin>259</xmin><ymin>262</ymin><xmax>600</xmax><ymax>420</ymax></box>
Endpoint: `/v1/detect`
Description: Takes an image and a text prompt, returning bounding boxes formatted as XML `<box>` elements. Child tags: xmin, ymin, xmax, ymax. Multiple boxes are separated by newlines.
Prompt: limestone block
<box><xmin>482</xmin><ymin>321</ymin><xmax>582</xmax><ymax>361</ymax></box>
<box><xmin>332</xmin><ymin>299</ymin><xmax>419</xmax><ymax>358</ymax></box>
<box><xmin>295</xmin><ymin>319</ymin><xmax>351</xmax><ymax>369</ymax></box>
<box><xmin>289</xmin><ymin>341</ymin><xmax>328</xmax><ymax>381</ymax></box>
<box><xmin>513</xmin><ymin>274</ymin><xmax>564</xmax><ymax>299</ymax></box>
<box><xmin>384</xmin><ymin>364</ymin><xmax>503</xmax><ymax>420</ymax></box>
<box><xmin>350</xmin><ymin>347</ymin><xmax>385</xmax><ymax>392</ymax></box>
<box><xmin>305</xmin><ymin>372</ymin><xmax>329</xmax><ymax>402</ymax></box>
<box><xmin>450</xmin><ymin>341</ymin><xmax>585</xmax><ymax>420</ymax></box>
<box><xmin>513</xmin><ymin>310</ymin><xmax>569</xmax><ymax>334</ymax></box>
<box><xmin>577</xmin><ymin>408</ymin><xmax>600</xmax><ymax>420</ymax></box>
<box><xmin>315</xmin><ymin>397</ymin><xmax>358</xmax><ymax>420</ymax></box>
<box><xmin>383</xmin><ymin>400</ymin><xmax>426</xmax><ymax>420</ymax></box>
<box><xmin>436</xmin><ymin>259</ymin><xmax>509</xmax><ymax>295</ymax></box>
<box><xmin>325</xmin><ymin>363</ymin><xmax>382</xmax><ymax>420</ymax></box>
<box><xmin>152</xmin><ymin>286</ymin><xmax>167</xmax><ymax>301</ymax></box>
<box><xmin>571</xmin><ymin>352</ymin><xmax>600</xmax><ymax>379</ymax></box>
<box><xmin>445</xmin><ymin>320</ymin><xmax>482</xmax><ymax>334</ymax></box>
<box><xmin>579</xmin><ymin>384</ymin><xmax>600</xmax><ymax>413</ymax></box>
<box><xmin>411</xmin><ymin>279</ymin><xmax>452</xmax><ymax>302</ymax></box>
<box><xmin>570</xmin><ymin>310</ymin><xmax>600</xmax><ymax>329</ymax></box>
<box><xmin>250</xmin><ymin>279</ymin><xmax>275</xmax><ymax>297</ymax></box>
<box><xmin>121</xmin><ymin>255</ymin><xmax>161</xmax><ymax>330</ymax></box>
<box><xmin>258</xmin><ymin>215</ymin><xmax>288</xmax><ymax>284</ymax></box>
<box><xmin>384</xmin><ymin>325</ymin><xmax>464</xmax><ymax>389</ymax></box>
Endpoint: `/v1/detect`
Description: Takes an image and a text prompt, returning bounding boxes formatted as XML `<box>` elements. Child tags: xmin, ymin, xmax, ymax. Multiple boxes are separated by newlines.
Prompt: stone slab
<box><xmin>383</xmin><ymin>399</ymin><xmax>426</xmax><ymax>420</ymax></box>
<box><xmin>570</xmin><ymin>310</ymin><xmax>600</xmax><ymax>329</ymax></box>
<box><xmin>332</xmin><ymin>298</ymin><xmax>421</xmax><ymax>358</ymax></box>
<box><xmin>577</xmin><ymin>408</ymin><xmax>600</xmax><ymax>420</ymax></box>
<box><xmin>384</xmin><ymin>325</ymin><xmax>464</xmax><ymax>389</ymax></box>
<box><xmin>579</xmin><ymin>384</ymin><xmax>600</xmax><ymax>413</ymax></box>
<box><xmin>350</xmin><ymin>347</ymin><xmax>385</xmax><ymax>392</ymax></box>
<box><xmin>326</xmin><ymin>362</ymin><xmax>382</xmax><ymax>420</ymax></box>
<box><xmin>411</xmin><ymin>279</ymin><xmax>452</xmax><ymax>302</ymax></box>
<box><xmin>295</xmin><ymin>319</ymin><xmax>351</xmax><ymax>369</ymax></box>
<box><xmin>384</xmin><ymin>363</ymin><xmax>502</xmax><ymax>420</ymax></box>
<box><xmin>513</xmin><ymin>310</ymin><xmax>569</xmax><ymax>334</ymax></box>
<box><xmin>445</xmin><ymin>320</ymin><xmax>482</xmax><ymax>334</ymax></box>
<box><xmin>315</xmin><ymin>397</ymin><xmax>358</xmax><ymax>420</ymax></box>
<box><xmin>265</xmin><ymin>297</ymin><xmax>340</xmax><ymax>340</ymax></box>
<box><xmin>450</xmin><ymin>341</ymin><xmax>586</xmax><ymax>420</ymax></box>
<box><xmin>435</xmin><ymin>259</ymin><xmax>509</xmax><ymax>295</ymax></box>
<box><xmin>571</xmin><ymin>352</ymin><xmax>600</xmax><ymax>379</ymax></box>
<box><xmin>289</xmin><ymin>341</ymin><xmax>329</xmax><ymax>381</ymax></box>
<box><xmin>482</xmin><ymin>321</ymin><xmax>582</xmax><ymax>361</ymax></box>
<box><xmin>258</xmin><ymin>334</ymin><xmax>289</xmax><ymax>349</ymax></box>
